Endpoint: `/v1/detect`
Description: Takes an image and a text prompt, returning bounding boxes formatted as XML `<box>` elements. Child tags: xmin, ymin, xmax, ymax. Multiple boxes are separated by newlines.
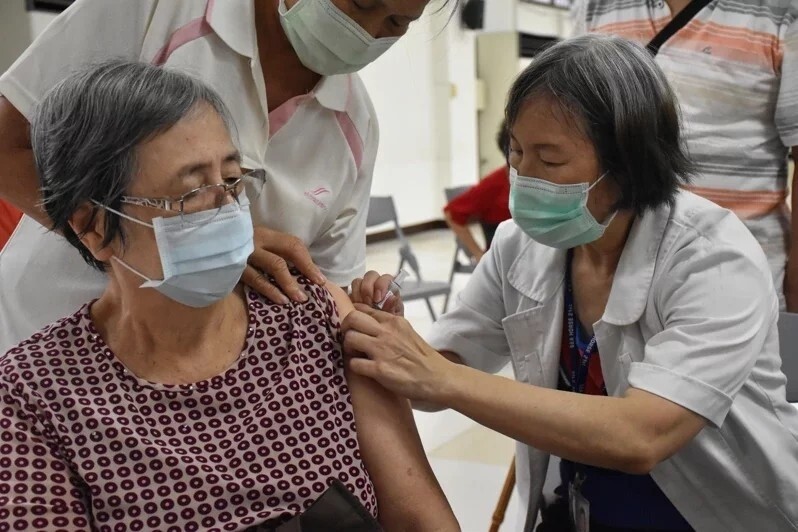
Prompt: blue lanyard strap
<box><xmin>565</xmin><ymin>249</ymin><xmax>602</xmax><ymax>395</ymax></box>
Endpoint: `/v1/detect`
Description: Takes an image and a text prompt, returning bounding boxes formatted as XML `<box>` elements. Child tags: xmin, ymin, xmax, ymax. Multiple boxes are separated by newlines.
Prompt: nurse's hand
<box><xmin>242</xmin><ymin>226</ymin><xmax>327</xmax><ymax>305</ymax></box>
<box><xmin>341</xmin><ymin>304</ymin><xmax>456</xmax><ymax>404</ymax></box>
<box><xmin>349</xmin><ymin>271</ymin><xmax>405</xmax><ymax>316</ymax></box>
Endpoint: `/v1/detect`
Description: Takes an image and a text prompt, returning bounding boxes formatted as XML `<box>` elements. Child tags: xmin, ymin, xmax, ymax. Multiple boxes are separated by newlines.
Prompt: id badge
<box><xmin>569</xmin><ymin>475</ymin><xmax>590</xmax><ymax>532</ymax></box>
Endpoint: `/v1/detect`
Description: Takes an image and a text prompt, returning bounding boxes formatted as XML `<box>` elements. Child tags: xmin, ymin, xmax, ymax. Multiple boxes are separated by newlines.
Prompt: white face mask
<box><xmin>96</xmin><ymin>199</ymin><xmax>254</xmax><ymax>308</ymax></box>
<box><xmin>278</xmin><ymin>0</ymin><xmax>400</xmax><ymax>76</ymax></box>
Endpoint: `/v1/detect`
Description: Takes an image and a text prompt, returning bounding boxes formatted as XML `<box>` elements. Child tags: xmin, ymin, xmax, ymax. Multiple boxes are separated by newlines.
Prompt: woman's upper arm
<box><xmin>326</xmin><ymin>283</ymin><xmax>354</xmax><ymax>318</ymax></box>
<box><xmin>344</xmin><ymin>364</ymin><xmax>458</xmax><ymax>531</ymax></box>
<box><xmin>0</xmin><ymin>379</ymin><xmax>92</xmax><ymax>529</ymax></box>
<box><xmin>325</xmin><ymin>284</ymin><xmax>459</xmax><ymax>529</ymax></box>
<box><xmin>631</xmin><ymin>241</ymin><xmax>775</xmax><ymax>429</ymax></box>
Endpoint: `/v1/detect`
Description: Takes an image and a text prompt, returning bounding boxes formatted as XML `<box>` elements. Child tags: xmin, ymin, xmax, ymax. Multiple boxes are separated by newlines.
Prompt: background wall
<box><xmin>0</xmin><ymin>2</ymin><xmax>35</xmax><ymax>73</ymax></box>
<box><xmin>361</xmin><ymin>1</ymin><xmax>572</xmax><ymax>228</ymax></box>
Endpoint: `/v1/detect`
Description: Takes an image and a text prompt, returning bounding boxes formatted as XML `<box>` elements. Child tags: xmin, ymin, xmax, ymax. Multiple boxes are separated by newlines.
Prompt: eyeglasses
<box><xmin>119</xmin><ymin>169</ymin><xmax>266</xmax><ymax>225</ymax></box>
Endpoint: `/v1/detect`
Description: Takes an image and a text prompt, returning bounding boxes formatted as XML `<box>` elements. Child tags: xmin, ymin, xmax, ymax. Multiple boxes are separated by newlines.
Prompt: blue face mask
<box><xmin>96</xmin><ymin>198</ymin><xmax>254</xmax><ymax>308</ymax></box>
<box><xmin>509</xmin><ymin>167</ymin><xmax>616</xmax><ymax>249</ymax></box>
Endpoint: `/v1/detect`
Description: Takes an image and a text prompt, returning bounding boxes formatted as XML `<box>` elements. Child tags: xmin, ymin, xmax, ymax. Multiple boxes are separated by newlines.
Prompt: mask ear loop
<box><xmin>586</xmin><ymin>171</ymin><xmax>609</xmax><ymax>192</ymax></box>
<box><xmin>601</xmin><ymin>210</ymin><xmax>618</xmax><ymax>228</ymax></box>
<box><xmin>92</xmin><ymin>200</ymin><xmax>165</xmax><ymax>284</ymax></box>
<box><xmin>111</xmin><ymin>256</ymin><xmax>161</xmax><ymax>285</ymax></box>
<box><xmin>584</xmin><ymin>172</ymin><xmax>617</xmax><ymax>227</ymax></box>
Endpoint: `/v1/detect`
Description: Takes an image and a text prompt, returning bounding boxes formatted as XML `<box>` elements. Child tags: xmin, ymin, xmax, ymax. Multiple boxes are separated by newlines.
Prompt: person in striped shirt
<box><xmin>574</xmin><ymin>0</ymin><xmax>798</xmax><ymax>310</ymax></box>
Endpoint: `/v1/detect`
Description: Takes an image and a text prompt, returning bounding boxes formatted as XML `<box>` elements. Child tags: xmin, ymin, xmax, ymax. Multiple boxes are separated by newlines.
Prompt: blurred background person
<box><xmin>573</xmin><ymin>0</ymin><xmax>798</xmax><ymax>310</ymax></box>
<box><xmin>444</xmin><ymin>121</ymin><xmax>511</xmax><ymax>262</ymax></box>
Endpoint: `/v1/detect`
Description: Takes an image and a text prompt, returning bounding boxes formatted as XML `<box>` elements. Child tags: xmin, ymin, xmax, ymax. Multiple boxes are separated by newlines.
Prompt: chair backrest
<box><xmin>367</xmin><ymin>196</ymin><xmax>416</xmax><ymax>275</ymax></box>
<box><xmin>366</xmin><ymin>196</ymin><xmax>399</xmax><ymax>228</ymax></box>
<box><xmin>444</xmin><ymin>185</ymin><xmax>470</xmax><ymax>203</ymax></box>
<box><xmin>399</xmin><ymin>244</ymin><xmax>423</xmax><ymax>279</ymax></box>
<box><xmin>778</xmin><ymin>312</ymin><xmax>798</xmax><ymax>402</ymax></box>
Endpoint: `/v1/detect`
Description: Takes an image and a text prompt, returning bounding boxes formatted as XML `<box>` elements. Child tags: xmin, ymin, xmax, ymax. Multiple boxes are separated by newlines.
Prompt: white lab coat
<box><xmin>428</xmin><ymin>191</ymin><xmax>798</xmax><ymax>532</ymax></box>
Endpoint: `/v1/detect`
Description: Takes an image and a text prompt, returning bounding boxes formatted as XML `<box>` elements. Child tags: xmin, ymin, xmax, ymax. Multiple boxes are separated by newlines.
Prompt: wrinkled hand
<box><xmin>341</xmin><ymin>304</ymin><xmax>455</xmax><ymax>404</ymax></box>
<box><xmin>349</xmin><ymin>271</ymin><xmax>405</xmax><ymax>316</ymax></box>
<box><xmin>241</xmin><ymin>226</ymin><xmax>326</xmax><ymax>304</ymax></box>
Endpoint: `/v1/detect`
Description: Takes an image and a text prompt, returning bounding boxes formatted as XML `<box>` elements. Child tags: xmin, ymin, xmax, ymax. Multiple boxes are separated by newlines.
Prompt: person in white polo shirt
<box><xmin>0</xmin><ymin>0</ymin><xmax>432</xmax><ymax>352</ymax></box>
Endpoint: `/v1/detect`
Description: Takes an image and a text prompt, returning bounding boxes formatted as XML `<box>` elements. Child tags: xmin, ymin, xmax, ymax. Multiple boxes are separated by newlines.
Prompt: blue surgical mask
<box><xmin>278</xmin><ymin>0</ymin><xmax>400</xmax><ymax>76</ymax></box>
<box><xmin>509</xmin><ymin>167</ymin><xmax>616</xmax><ymax>249</ymax></box>
<box><xmin>96</xmin><ymin>198</ymin><xmax>254</xmax><ymax>308</ymax></box>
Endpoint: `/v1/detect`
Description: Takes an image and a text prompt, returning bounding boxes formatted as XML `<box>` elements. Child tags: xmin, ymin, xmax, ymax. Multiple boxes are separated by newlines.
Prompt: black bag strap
<box><xmin>646</xmin><ymin>0</ymin><xmax>713</xmax><ymax>56</ymax></box>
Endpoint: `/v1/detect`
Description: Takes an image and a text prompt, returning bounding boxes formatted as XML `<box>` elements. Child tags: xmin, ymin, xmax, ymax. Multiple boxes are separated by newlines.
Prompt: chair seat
<box><xmin>453</xmin><ymin>261</ymin><xmax>476</xmax><ymax>275</ymax></box>
<box><xmin>401</xmin><ymin>280</ymin><xmax>451</xmax><ymax>301</ymax></box>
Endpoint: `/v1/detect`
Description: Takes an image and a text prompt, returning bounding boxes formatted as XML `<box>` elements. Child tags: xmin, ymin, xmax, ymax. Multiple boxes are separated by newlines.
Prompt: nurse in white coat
<box><xmin>343</xmin><ymin>35</ymin><xmax>798</xmax><ymax>532</ymax></box>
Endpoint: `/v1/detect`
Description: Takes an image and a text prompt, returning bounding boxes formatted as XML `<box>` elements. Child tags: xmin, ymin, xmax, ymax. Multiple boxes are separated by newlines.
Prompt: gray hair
<box><xmin>506</xmin><ymin>34</ymin><xmax>692</xmax><ymax>214</ymax></box>
<box><xmin>31</xmin><ymin>59</ymin><xmax>236</xmax><ymax>271</ymax></box>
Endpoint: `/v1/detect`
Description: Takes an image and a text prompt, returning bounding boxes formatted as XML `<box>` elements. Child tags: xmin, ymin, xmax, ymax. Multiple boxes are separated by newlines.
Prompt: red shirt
<box><xmin>559</xmin><ymin>314</ymin><xmax>607</xmax><ymax>396</ymax></box>
<box><xmin>0</xmin><ymin>200</ymin><xmax>22</xmax><ymax>251</ymax></box>
<box><xmin>444</xmin><ymin>166</ymin><xmax>511</xmax><ymax>225</ymax></box>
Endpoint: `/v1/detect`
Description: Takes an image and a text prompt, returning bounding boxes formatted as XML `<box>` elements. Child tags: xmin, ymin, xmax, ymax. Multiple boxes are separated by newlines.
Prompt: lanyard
<box><xmin>565</xmin><ymin>250</ymin><xmax>604</xmax><ymax>395</ymax></box>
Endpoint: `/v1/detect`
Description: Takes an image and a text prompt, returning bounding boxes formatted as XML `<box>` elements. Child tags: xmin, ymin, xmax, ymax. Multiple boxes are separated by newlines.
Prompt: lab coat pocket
<box><xmin>502</xmin><ymin>305</ymin><xmax>557</xmax><ymax>387</ymax></box>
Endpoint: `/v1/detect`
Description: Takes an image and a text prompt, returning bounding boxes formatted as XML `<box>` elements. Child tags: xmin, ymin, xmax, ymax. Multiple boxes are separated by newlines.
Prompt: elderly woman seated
<box><xmin>0</xmin><ymin>60</ymin><xmax>458</xmax><ymax>531</ymax></box>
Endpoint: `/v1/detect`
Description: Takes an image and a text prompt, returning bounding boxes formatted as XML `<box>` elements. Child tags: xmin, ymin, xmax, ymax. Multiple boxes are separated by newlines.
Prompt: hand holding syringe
<box><xmin>373</xmin><ymin>269</ymin><xmax>408</xmax><ymax>310</ymax></box>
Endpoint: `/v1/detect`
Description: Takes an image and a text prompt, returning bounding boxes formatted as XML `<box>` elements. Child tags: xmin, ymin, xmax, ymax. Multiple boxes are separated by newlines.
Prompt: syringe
<box><xmin>374</xmin><ymin>269</ymin><xmax>409</xmax><ymax>310</ymax></box>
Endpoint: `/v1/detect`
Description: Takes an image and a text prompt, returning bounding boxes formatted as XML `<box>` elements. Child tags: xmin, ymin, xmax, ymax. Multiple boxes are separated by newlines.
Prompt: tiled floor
<box><xmin>365</xmin><ymin>229</ymin><xmax>522</xmax><ymax>531</ymax></box>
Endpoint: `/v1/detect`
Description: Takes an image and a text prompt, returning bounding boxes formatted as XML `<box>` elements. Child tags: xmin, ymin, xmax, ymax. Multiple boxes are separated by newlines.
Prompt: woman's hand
<box><xmin>241</xmin><ymin>226</ymin><xmax>326</xmax><ymax>305</ymax></box>
<box><xmin>349</xmin><ymin>271</ymin><xmax>405</xmax><ymax>316</ymax></box>
<box><xmin>341</xmin><ymin>304</ymin><xmax>457</xmax><ymax>405</ymax></box>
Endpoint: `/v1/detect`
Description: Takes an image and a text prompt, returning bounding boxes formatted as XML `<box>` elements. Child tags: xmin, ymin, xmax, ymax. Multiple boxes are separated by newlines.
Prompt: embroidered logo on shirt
<box><xmin>304</xmin><ymin>187</ymin><xmax>330</xmax><ymax>209</ymax></box>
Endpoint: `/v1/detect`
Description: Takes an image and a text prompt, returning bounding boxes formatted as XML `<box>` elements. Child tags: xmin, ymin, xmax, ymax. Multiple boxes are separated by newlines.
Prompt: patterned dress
<box><xmin>0</xmin><ymin>278</ymin><xmax>376</xmax><ymax>531</ymax></box>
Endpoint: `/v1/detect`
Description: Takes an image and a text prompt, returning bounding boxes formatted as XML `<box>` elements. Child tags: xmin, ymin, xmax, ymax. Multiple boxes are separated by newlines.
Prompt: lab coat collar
<box><xmin>504</xmin><ymin>198</ymin><xmax>672</xmax><ymax>325</ymax></box>
<box><xmin>602</xmin><ymin>200</ymin><xmax>672</xmax><ymax>326</ymax></box>
<box><xmin>506</xmin><ymin>232</ymin><xmax>567</xmax><ymax>304</ymax></box>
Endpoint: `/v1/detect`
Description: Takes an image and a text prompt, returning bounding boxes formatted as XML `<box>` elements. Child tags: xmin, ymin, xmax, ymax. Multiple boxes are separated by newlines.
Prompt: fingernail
<box><xmin>315</xmin><ymin>272</ymin><xmax>327</xmax><ymax>285</ymax></box>
<box><xmin>374</xmin><ymin>291</ymin><xmax>383</xmax><ymax>302</ymax></box>
<box><xmin>277</xmin><ymin>295</ymin><xmax>290</xmax><ymax>305</ymax></box>
<box><xmin>294</xmin><ymin>290</ymin><xmax>308</xmax><ymax>303</ymax></box>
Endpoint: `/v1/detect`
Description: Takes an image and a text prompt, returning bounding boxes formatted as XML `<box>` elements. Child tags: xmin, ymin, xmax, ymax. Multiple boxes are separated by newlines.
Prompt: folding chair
<box><xmin>367</xmin><ymin>196</ymin><xmax>451</xmax><ymax>321</ymax></box>
<box><xmin>778</xmin><ymin>312</ymin><xmax>798</xmax><ymax>403</ymax></box>
<box><xmin>442</xmin><ymin>186</ymin><xmax>477</xmax><ymax>313</ymax></box>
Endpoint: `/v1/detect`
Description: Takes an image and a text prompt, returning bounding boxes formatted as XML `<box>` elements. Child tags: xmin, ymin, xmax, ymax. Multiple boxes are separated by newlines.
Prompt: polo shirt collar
<box><xmin>314</xmin><ymin>75</ymin><xmax>350</xmax><ymax>112</ymax></box>
<box><xmin>205</xmin><ymin>0</ymin><xmax>257</xmax><ymax>60</ymax></box>
<box><xmin>205</xmin><ymin>0</ymin><xmax>351</xmax><ymax>113</ymax></box>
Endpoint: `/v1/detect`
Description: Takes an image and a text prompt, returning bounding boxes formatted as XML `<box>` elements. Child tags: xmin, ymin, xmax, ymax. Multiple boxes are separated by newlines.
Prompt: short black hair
<box><xmin>506</xmin><ymin>34</ymin><xmax>692</xmax><ymax>215</ymax></box>
<box><xmin>496</xmin><ymin>119</ymin><xmax>510</xmax><ymax>158</ymax></box>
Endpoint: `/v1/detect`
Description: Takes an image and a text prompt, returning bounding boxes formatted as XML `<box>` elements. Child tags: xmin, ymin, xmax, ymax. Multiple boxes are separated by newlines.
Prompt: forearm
<box><xmin>440</xmin><ymin>364</ymin><xmax>682</xmax><ymax>474</ymax></box>
<box><xmin>0</xmin><ymin>97</ymin><xmax>47</xmax><ymax>226</ymax></box>
<box><xmin>411</xmin><ymin>351</ymin><xmax>464</xmax><ymax>412</ymax></box>
<box><xmin>444</xmin><ymin>213</ymin><xmax>484</xmax><ymax>259</ymax></box>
